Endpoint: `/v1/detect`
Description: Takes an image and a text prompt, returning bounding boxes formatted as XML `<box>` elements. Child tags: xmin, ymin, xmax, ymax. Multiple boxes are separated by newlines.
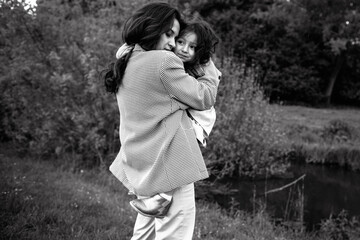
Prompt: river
<box><xmin>215</xmin><ymin>162</ymin><xmax>360</xmax><ymax>230</ymax></box>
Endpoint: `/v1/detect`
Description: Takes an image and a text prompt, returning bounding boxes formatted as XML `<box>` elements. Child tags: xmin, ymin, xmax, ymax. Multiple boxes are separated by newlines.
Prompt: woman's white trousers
<box><xmin>131</xmin><ymin>183</ymin><xmax>195</xmax><ymax>240</ymax></box>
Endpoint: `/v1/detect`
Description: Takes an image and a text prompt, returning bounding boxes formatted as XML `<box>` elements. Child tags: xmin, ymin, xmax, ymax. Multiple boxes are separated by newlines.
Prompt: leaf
<box><xmin>327</xmin><ymin>38</ymin><xmax>348</xmax><ymax>55</ymax></box>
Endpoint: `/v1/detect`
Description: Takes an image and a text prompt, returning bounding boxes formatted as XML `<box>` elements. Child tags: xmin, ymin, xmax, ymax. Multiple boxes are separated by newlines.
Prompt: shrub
<box><xmin>1</xmin><ymin>1</ymin><xmax>290</xmax><ymax>175</ymax></box>
<box><xmin>203</xmin><ymin>58</ymin><xmax>290</xmax><ymax>179</ymax></box>
<box><xmin>320</xmin><ymin>210</ymin><xmax>360</xmax><ymax>240</ymax></box>
<box><xmin>0</xmin><ymin>1</ymin><xmax>122</xmax><ymax>168</ymax></box>
<box><xmin>289</xmin><ymin>143</ymin><xmax>360</xmax><ymax>171</ymax></box>
<box><xmin>321</xmin><ymin>119</ymin><xmax>359</xmax><ymax>144</ymax></box>
<box><xmin>285</xmin><ymin>124</ymin><xmax>322</xmax><ymax>144</ymax></box>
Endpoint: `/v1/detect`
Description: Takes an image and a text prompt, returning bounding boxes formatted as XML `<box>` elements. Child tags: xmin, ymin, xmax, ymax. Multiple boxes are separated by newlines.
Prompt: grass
<box><xmin>270</xmin><ymin>105</ymin><xmax>360</xmax><ymax>131</ymax></box>
<box><xmin>1</xmin><ymin>105</ymin><xmax>359</xmax><ymax>240</ymax></box>
<box><xmin>270</xmin><ymin>104</ymin><xmax>360</xmax><ymax>170</ymax></box>
<box><xmin>0</xmin><ymin>143</ymin><xmax>326</xmax><ymax>240</ymax></box>
<box><xmin>0</xmin><ymin>147</ymin><xmax>134</xmax><ymax>239</ymax></box>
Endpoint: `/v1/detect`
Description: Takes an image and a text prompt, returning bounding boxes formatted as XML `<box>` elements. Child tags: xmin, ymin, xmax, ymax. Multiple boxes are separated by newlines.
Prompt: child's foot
<box><xmin>129</xmin><ymin>194</ymin><xmax>172</xmax><ymax>218</ymax></box>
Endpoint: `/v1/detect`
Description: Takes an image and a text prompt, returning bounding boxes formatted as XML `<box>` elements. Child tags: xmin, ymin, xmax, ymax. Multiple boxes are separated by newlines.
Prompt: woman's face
<box><xmin>155</xmin><ymin>19</ymin><xmax>180</xmax><ymax>51</ymax></box>
<box><xmin>174</xmin><ymin>32</ymin><xmax>197</xmax><ymax>63</ymax></box>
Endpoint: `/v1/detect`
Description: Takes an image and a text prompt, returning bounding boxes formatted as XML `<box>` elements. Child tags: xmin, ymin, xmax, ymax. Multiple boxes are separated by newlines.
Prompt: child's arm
<box><xmin>160</xmin><ymin>54</ymin><xmax>220</xmax><ymax>111</ymax></box>
<box><xmin>187</xmin><ymin>59</ymin><xmax>222</xmax><ymax>146</ymax></box>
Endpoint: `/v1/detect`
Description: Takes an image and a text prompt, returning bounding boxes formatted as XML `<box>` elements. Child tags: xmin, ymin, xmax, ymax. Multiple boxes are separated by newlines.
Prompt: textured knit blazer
<box><xmin>109</xmin><ymin>44</ymin><xmax>220</xmax><ymax>196</ymax></box>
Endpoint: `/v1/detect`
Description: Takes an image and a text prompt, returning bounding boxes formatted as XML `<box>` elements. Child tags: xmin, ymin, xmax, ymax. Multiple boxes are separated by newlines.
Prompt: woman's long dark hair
<box><xmin>102</xmin><ymin>3</ymin><xmax>185</xmax><ymax>94</ymax></box>
<box><xmin>181</xmin><ymin>19</ymin><xmax>219</xmax><ymax>70</ymax></box>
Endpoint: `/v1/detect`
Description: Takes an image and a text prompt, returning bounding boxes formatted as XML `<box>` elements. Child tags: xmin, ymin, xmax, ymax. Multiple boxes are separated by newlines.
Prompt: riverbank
<box><xmin>271</xmin><ymin>104</ymin><xmax>360</xmax><ymax>171</ymax></box>
<box><xmin>2</xmin><ymin>144</ymin><xmax>355</xmax><ymax>240</ymax></box>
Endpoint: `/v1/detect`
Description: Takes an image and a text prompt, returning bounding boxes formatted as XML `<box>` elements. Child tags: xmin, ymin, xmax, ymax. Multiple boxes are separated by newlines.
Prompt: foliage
<box><xmin>0</xmin><ymin>146</ymin><xmax>135</xmax><ymax>240</ymax></box>
<box><xmin>321</xmin><ymin>119</ymin><xmax>359</xmax><ymax>144</ymax></box>
<box><xmin>1</xmin><ymin>0</ymin><xmax>291</xmax><ymax>176</ymax></box>
<box><xmin>320</xmin><ymin>210</ymin><xmax>360</xmax><ymax>240</ymax></box>
<box><xmin>0</xmin><ymin>0</ymin><xmax>147</xmax><ymax>166</ymax></box>
<box><xmin>0</xmin><ymin>149</ymin><xmax>329</xmax><ymax>240</ymax></box>
<box><xmin>184</xmin><ymin>0</ymin><xmax>360</xmax><ymax>105</ymax></box>
<box><xmin>1</xmin><ymin>0</ymin><xmax>359</xmax><ymax>172</ymax></box>
<box><xmin>285</xmin><ymin>118</ymin><xmax>360</xmax><ymax>171</ymax></box>
<box><xmin>287</xmin><ymin>119</ymin><xmax>359</xmax><ymax>145</ymax></box>
<box><xmin>202</xmin><ymin>58</ymin><xmax>290</xmax><ymax>179</ymax></box>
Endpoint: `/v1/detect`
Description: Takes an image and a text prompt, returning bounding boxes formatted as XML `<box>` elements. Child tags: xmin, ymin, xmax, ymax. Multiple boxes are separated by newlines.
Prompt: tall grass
<box><xmin>285</xmin><ymin>119</ymin><xmax>360</xmax><ymax>171</ymax></box>
<box><xmin>203</xmin><ymin>58</ymin><xmax>290</xmax><ymax>179</ymax></box>
<box><xmin>2</xmin><ymin>147</ymin><xmax>345</xmax><ymax>240</ymax></box>
<box><xmin>0</xmin><ymin>152</ymin><xmax>135</xmax><ymax>239</ymax></box>
<box><xmin>1</xmin><ymin>46</ymin><xmax>291</xmax><ymax>179</ymax></box>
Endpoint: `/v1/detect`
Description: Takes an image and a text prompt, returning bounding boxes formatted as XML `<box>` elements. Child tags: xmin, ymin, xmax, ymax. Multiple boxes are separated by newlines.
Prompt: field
<box><xmin>269</xmin><ymin>105</ymin><xmax>360</xmax><ymax>170</ymax></box>
<box><xmin>0</xmin><ymin>145</ymin><xmax>316</xmax><ymax>240</ymax></box>
<box><xmin>1</xmin><ymin>105</ymin><xmax>359</xmax><ymax>239</ymax></box>
<box><xmin>270</xmin><ymin>104</ymin><xmax>360</xmax><ymax>131</ymax></box>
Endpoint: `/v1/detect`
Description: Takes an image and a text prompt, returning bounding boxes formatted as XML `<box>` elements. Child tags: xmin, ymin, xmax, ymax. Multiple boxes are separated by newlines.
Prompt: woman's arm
<box><xmin>159</xmin><ymin>52</ymin><xmax>220</xmax><ymax>111</ymax></box>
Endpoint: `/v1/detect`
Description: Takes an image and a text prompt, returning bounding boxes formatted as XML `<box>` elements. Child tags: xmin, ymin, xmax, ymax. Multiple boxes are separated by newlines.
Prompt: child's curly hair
<box><xmin>180</xmin><ymin>18</ymin><xmax>219</xmax><ymax>68</ymax></box>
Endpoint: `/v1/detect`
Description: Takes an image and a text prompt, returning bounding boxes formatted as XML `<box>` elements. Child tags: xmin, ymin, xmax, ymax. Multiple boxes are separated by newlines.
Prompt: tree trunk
<box><xmin>324</xmin><ymin>52</ymin><xmax>345</xmax><ymax>106</ymax></box>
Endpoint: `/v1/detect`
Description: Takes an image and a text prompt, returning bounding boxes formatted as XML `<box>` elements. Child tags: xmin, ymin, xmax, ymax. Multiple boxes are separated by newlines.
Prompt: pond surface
<box><xmin>215</xmin><ymin>162</ymin><xmax>360</xmax><ymax>230</ymax></box>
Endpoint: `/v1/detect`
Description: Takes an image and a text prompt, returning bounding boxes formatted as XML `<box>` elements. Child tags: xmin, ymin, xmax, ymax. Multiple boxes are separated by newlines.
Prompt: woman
<box><xmin>127</xmin><ymin>18</ymin><xmax>222</xmax><ymax>219</ymax></box>
<box><xmin>102</xmin><ymin>3</ymin><xmax>220</xmax><ymax>239</ymax></box>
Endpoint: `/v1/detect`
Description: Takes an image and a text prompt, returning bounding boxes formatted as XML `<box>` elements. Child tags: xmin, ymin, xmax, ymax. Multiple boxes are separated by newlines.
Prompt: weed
<box><xmin>320</xmin><ymin>210</ymin><xmax>360</xmax><ymax>240</ymax></box>
<box><xmin>321</xmin><ymin>119</ymin><xmax>359</xmax><ymax>144</ymax></box>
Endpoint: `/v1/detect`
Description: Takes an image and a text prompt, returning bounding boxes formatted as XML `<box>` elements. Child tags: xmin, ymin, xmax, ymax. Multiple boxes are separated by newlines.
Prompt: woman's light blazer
<box><xmin>109</xmin><ymin>45</ymin><xmax>220</xmax><ymax>196</ymax></box>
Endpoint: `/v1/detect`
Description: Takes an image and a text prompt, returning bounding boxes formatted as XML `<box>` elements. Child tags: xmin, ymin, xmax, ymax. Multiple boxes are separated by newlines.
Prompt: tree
<box><xmin>299</xmin><ymin>0</ymin><xmax>360</xmax><ymax>105</ymax></box>
<box><xmin>185</xmin><ymin>0</ymin><xmax>360</xmax><ymax>105</ymax></box>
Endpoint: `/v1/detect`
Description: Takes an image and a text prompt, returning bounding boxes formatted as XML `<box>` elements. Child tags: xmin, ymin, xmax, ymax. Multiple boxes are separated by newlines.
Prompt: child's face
<box><xmin>174</xmin><ymin>32</ymin><xmax>197</xmax><ymax>63</ymax></box>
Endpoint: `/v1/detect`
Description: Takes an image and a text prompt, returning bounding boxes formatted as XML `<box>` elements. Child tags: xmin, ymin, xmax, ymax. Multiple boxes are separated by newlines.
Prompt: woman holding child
<box><xmin>102</xmin><ymin>2</ymin><xmax>220</xmax><ymax>239</ymax></box>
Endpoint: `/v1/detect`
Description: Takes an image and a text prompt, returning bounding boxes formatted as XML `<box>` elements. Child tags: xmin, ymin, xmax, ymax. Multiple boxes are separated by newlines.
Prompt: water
<box><xmin>215</xmin><ymin>162</ymin><xmax>360</xmax><ymax>230</ymax></box>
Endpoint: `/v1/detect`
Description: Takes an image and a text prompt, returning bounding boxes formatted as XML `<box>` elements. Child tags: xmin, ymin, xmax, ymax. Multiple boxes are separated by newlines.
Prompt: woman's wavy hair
<box><xmin>181</xmin><ymin>18</ymin><xmax>219</xmax><ymax>69</ymax></box>
<box><xmin>102</xmin><ymin>3</ymin><xmax>185</xmax><ymax>93</ymax></box>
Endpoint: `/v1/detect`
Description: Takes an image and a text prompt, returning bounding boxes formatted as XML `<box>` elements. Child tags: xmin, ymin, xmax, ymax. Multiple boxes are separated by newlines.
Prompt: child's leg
<box><xmin>159</xmin><ymin>190</ymin><xmax>174</xmax><ymax>201</ymax></box>
<box><xmin>130</xmin><ymin>190</ymin><xmax>174</xmax><ymax>218</ymax></box>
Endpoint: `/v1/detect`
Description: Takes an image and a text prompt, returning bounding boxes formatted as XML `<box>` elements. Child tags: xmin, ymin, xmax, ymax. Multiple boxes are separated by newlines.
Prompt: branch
<box><xmin>265</xmin><ymin>174</ymin><xmax>306</xmax><ymax>195</ymax></box>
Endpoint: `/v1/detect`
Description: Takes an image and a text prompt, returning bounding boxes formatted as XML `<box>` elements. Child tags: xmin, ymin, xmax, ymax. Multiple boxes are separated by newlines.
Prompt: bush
<box><xmin>285</xmin><ymin>124</ymin><xmax>322</xmax><ymax>144</ymax></box>
<box><xmin>1</xmin><ymin>1</ymin><xmax>290</xmax><ymax>175</ymax></box>
<box><xmin>0</xmin><ymin>1</ymin><xmax>123</xmax><ymax>167</ymax></box>
<box><xmin>320</xmin><ymin>210</ymin><xmax>360</xmax><ymax>240</ymax></box>
<box><xmin>202</xmin><ymin>58</ymin><xmax>290</xmax><ymax>179</ymax></box>
<box><xmin>321</xmin><ymin>119</ymin><xmax>359</xmax><ymax>144</ymax></box>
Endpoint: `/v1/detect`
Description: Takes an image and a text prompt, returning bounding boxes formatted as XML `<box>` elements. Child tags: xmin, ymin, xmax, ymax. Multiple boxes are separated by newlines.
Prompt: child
<box><xmin>119</xmin><ymin>20</ymin><xmax>221</xmax><ymax>218</ymax></box>
<box><xmin>175</xmin><ymin>20</ymin><xmax>221</xmax><ymax>148</ymax></box>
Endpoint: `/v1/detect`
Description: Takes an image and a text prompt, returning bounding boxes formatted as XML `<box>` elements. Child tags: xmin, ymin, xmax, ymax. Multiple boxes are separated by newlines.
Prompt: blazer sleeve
<box><xmin>159</xmin><ymin>52</ymin><xmax>220</xmax><ymax>111</ymax></box>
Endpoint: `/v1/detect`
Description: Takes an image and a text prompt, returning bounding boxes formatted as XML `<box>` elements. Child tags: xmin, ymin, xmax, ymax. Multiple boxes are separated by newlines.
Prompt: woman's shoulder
<box><xmin>147</xmin><ymin>50</ymin><xmax>179</xmax><ymax>60</ymax></box>
<box><xmin>132</xmin><ymin>45</ymin><xmax>179</xmax><ymax>60</ymax></box>
<box><xmin>138</xmin><ymin>50</ymin><xmax>182</xmax><ymax>69</ymax></box>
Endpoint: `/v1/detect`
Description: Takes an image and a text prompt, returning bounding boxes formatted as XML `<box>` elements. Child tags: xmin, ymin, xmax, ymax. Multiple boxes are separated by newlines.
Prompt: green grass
<box><xmin>0</xmin><ymin>144</ymin><xmax>328</xmax><ymax>240</ymax></box>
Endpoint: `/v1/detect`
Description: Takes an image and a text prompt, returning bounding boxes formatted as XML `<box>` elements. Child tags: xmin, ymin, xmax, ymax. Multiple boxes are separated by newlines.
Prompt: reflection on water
<box><xmin>216</xmin><ymin>162</ymin><xmax>360</xmax><ymax>230</ymax></box>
